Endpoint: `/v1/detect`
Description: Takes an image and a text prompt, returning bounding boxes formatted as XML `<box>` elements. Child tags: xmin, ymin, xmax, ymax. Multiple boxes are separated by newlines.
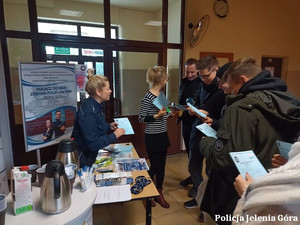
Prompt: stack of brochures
<box><xmin>95</xmin><ymin>171</ymin><xmax>133</xmax><ymax>187</ymax></box>
<box><xmin>115</xmin><ymin>158</ymin><xmax>149</xmax><ymax>172</ymax></box>
<box><xmin>111</xmin><ymin>144</ymin><xmax>133</xmax><ymax>158</ymax></box>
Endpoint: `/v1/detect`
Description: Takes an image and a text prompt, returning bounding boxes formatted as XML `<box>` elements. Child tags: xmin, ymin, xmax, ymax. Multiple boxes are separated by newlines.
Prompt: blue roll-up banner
<box><xmin>19</xmin><ymin>62</ymin><xmax>77</xmax><ymax>152</ymax></box>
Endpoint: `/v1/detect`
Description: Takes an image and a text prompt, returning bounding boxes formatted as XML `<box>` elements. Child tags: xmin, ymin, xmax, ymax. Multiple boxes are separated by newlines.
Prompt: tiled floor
<box><xmin>93</xmin><ymin>153</ymin><xmax>205</xmax><ymax>225</ymax></box>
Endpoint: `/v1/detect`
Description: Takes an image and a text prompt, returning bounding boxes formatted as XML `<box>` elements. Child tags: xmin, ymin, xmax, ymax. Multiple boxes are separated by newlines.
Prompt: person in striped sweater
<box><xmin>139</xmin><ymin>66</ymin><xmax>172</xmax><ymax>208</ymax></box>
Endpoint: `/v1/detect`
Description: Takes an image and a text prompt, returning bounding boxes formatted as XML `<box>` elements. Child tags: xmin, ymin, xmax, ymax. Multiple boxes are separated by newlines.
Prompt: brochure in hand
<box><xmin>276</xmin><ymin>140</ymin><xmax>293</xmax><ymax>160</ymax></box>
<box><xmin>115</xmin><ymin>158</ymin><xmax>149</xmax><ymax>172</ymax></box>
<box><xmin>186</xmin><ymin>102</ymin><xmax>207</xmax><ymax>118</ymax></box>
<box><xmin>153</xmin><ymin>92</ymin><xmax>169</xmax><ymax>109</ymax></box>
<box><xmin>114</xmin><ymin>117</ymin><xmax>134</xmax><ymax>135</ymax></box>
<box><xmin>229</xmin><ymin>150</ymin><xmax>268</xmax><ymax>179</ymax></box>
<box><xmin>196</xmin><ymin>123</ymin><xmax>217</xmax><ymax>138</ymax></box>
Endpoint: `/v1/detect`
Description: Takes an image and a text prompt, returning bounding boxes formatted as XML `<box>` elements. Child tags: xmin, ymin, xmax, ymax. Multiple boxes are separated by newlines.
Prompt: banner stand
<box><xmin>36</xmin><ymin>149</ymin><xmax>41</xmax><ymax>168</ymax></box>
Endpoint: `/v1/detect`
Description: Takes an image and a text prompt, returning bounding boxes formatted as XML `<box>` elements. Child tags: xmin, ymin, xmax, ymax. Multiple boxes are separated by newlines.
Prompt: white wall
<box><xmin>0</xmin><ymin>46</ymin><xmax>14</xmax><ymax>174</ymax></box>
<box><xmin>185</xmin><ymin>0</ymin><xmax>300</xmax><ymax>97</ymax></box>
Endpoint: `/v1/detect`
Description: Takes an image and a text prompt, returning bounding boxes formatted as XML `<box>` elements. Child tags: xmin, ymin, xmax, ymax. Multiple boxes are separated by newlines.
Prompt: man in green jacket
<box><xmin>199</xmin><ymin>57</ymin><xmax>300</xmax><ymax>225</ymax></box>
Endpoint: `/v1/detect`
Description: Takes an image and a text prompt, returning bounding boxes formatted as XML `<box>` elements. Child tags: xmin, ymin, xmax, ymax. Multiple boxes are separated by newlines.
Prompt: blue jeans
<box><xmin>188</xmin><ymin>119</ymin><xmax>211</xmax><ymax>191</ymax></box>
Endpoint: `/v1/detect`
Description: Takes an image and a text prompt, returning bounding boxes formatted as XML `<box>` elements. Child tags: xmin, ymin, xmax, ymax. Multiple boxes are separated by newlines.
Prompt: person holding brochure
<box><xmin>198</xmin><ymin>57</ymin><xmax>300</xmax><ymax>225</ymax></box>
<box><xmin>184</xmin><ymin>55</ymin><xmax>226</xmax><ymax>209</ymax></box>
<box><xmin>232</xmin><ymin>141</ymin><xmax>300</xmax><ymax>225</ymax></box>
<box><xmin>72</xmin><ymin>74</ymin><xmax>125</xmax><ymax>167</ymax></box>
<box><xmin>177</xmin><ymin>58</ymin><xmax>201</xmax><ymax>187</ymax></box>
<box><xmin>138</xmin><ymin>66</ymin><xmax>171</xmax><ymax>208</ymax></box>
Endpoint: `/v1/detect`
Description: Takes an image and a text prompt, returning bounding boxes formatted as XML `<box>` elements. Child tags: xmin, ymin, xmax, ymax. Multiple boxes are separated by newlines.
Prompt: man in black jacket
<box><xmin>178</xmin><ymin>58</ymin><xmax>201</xmax><ymax>187</ymax></box>
<box><xmin>184</xmin><ymin>55</ymin><xmax>226</xmax><ymax>208</ymax></box>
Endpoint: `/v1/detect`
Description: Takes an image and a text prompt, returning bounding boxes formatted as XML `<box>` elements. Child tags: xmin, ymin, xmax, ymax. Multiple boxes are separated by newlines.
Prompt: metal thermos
<box><xmin>56</xmin><ymin>138</ymin><xmax>79</xmax><ymax>171</ymax></box>
<box><xmin>41</xmin><ymin>160</ymin><xmax>71</xmax><ymax>214</ymax></box>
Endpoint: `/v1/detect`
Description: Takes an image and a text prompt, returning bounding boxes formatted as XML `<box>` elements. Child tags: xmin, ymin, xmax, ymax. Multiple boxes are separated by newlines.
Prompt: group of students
<box><xmin>70</xmin><ymin>55</ymin><xmax>300</xmax><ymax>224</ymax></box>
<box><xmin>178</xmin><ymin>56</ymin><xmax>300</xmax><ymax>224</ymax></box>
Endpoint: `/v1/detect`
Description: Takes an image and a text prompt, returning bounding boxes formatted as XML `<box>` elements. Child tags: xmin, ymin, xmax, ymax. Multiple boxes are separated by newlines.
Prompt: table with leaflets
<box><xmin>94</xmin><ymin>142</ymin><xmax>159</xmax><ymax>225</ymax></box>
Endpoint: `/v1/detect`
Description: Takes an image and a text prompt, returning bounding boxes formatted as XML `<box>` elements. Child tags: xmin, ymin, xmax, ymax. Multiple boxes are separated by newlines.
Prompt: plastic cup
<box><xmin>65</xmin><ymin>164</ymin><xmax>77</xmax><ymax>194</ymax></box>
<box><xmin>0</xmin><ymin>194</ymin><xmax>6</xmax><ymax>225</ymax></box>
<box><xmin>36</xmin><ymin>167</ymin><xmax>45</xmax><ymax>187</ymax></box>
<box><xmin>20</xmin><ymin>164</ymin><xmax>38</xmax><ymax>183</ymax></box>
<box><xmin>80</xmin><ymin>176</ymin><xmax>94</xmax><ymax>192</ymax></box>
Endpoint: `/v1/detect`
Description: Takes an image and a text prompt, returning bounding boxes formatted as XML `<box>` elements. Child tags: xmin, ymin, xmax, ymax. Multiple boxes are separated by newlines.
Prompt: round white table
<box><xmin>6</xmin><ymin>179</ymin><xmax>97</xmax><ymax>225</ymax></box>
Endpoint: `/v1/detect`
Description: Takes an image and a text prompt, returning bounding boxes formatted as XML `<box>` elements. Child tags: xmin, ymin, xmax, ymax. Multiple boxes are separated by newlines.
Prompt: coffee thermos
<box><xmin>41</xmin><ymin>160</ymin><xmax>71</xmax><ymax>214</ymax></box>
<box><xmin>56</xmin><ymin>138</ymin><xmax>79</xmax><ymax>172</ymax></box>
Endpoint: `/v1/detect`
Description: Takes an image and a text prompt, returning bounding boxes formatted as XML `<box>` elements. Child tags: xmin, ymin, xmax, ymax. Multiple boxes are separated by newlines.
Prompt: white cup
<box><xmin>0</xmin><ymin>194</ymin><xmax>6</xmax><ymax>225</ymax></box>
<box><xmin>80</xmin><ymin>176</ymin><xmax>93</xmax><ymax>192</ymax></box>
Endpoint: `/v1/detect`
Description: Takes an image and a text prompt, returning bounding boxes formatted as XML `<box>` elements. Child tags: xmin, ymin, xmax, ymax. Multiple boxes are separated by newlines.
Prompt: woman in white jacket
<box><xmin>232</xmin><ymin>141</ymin><xmax>300</xmax><ymax>225</ymax></box>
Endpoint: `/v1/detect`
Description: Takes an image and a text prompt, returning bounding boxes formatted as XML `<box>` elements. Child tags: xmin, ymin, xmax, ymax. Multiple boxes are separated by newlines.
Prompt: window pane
<box><xmin>36</xmin><ymin>0</ymin><xmax>104</xmax><ymax>33</ymax></box>
<box><xmin>168</xmin><ymin>0</ymin><xmax>181</xmax><ymax>44</ymax></box>
<box><xmin>38</xmin><ymin>22</ymin><xmax>77</xmax><ymax>36</ymax></box>
<box><xmin>82</xmin><ymin>49</ymin><xmax>103</xmax><ymax>57</ymax></box>
<box><xmin>4</xmin><ymin>0</ymin><xmax>30</xmax><ymax>31</ymax></box>
<box><xmin>7</xmin><ymin>38</ymin><xmax>32</xmax><ymax>124</ymax></box>
<box><xmin>167</xmin><ymin>49</ymin><xmax>180</xmax><ymax>104</ymax></box>
<box><xmin>110</xmin><ymin>0</ymin><xmax>162</xmax><ymax>42</ymax></box>
<box><xmin>46</xmin><ymin>46</ymin><xmax>79</xmax><ymax>55</ymax></box>
<box><xmin>84</xmin><ymin>62</ymin><xmax>93</xmax><ymax>70</ymax></box>
<box><xmin>96</xmin><ymin>62</ymin><xmax>104</xmax><ymax>75</ymax></box>
<box><xmin>81</xmin><ymin>26</ymin><xmax>104</xmax><ymax>38</ymax></box>
<box><xmin>114</xmin><ymin>51</ymin><xmax>158</xmax><ymax>116</ymax></box>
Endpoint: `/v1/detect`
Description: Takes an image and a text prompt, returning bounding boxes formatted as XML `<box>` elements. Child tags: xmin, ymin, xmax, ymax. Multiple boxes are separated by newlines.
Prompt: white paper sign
<box><xmin>94</xmin><ymin>184</ymin><xmax>132</xmax><ymax>204</ymax></box>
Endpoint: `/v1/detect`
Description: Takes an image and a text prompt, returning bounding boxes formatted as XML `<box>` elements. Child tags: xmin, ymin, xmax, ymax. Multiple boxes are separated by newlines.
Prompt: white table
<box><xmin>6</xmin><ymin>179</ymin><xmax>97</xmax><ymax>225</ymax></box>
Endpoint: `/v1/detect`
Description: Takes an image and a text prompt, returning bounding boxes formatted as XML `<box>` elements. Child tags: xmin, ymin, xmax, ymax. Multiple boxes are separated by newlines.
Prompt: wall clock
<box><xmin>189</xmin><ymin>15</ymin><xmax>210</xmax><ymax>47</ymax></box>
<box><xmin>214</xmin><ymin>0</ymin><xmax>229</xmax><ymax>18</ymax></box>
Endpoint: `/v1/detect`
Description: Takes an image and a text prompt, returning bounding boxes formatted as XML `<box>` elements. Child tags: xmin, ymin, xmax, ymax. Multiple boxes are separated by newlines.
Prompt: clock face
<box><xmin>214</xmin><ymin>0</ymin><xmax>229</xmax><ymax>18</ymax></box>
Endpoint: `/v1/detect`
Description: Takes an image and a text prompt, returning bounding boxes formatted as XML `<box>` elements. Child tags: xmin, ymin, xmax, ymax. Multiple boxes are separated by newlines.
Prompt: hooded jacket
<box><xmin>199</xmin><ymin>70</ymin><xmax>300</xmax><ymax>224</ymax></box>
<box><xmin>232</xmin><ymin>142</ymin><xmax>300</xmax><ymax>225</ymax></box>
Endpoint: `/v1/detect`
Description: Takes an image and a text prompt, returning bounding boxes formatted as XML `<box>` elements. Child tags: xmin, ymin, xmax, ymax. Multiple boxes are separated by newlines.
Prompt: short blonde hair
<box><xmin>85</xmin><ymin>75</ymin><xmax>108</xmax><ymax>96</ymax></box>
<box><xmin>225</xmin><ymin>57</ymin><xmax>261</xmax><ymax>80</ymax></box>
<box><xmin>146</xmin><ymin>66</ymin><xmax>167</xmax><ymax>88</ymax></box>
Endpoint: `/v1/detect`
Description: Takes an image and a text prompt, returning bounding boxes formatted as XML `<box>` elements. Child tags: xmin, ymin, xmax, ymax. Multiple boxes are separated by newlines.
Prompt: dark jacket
<box><xmin>71</xmin><ymin>97</ymin><xmax>116</xmax><ymax>167</ymax></box>
<box><xmin>200</xmin><ymin>70</ymin><xmax>300</xmax><ymax>224</ymax></box>
<box><xmin>178</xmin><ymin>77</ymin><xmax>201</xmax><ymax>123</ymax></box>
<box><xmin>189</xmin><ymin>77</ymin><xmax>226</xmax><ymax>151</ymax></box>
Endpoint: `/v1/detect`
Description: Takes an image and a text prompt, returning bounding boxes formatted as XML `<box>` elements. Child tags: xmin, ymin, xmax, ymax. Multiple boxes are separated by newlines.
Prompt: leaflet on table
<box><xmin>114</xmin><ymin>117</ymin><xmax>134</xmax><ymax>135</ymax></box>
<box><xmin>95</xmin><ymin>171</ymin><xmax>133</xmax><ymax>187</ymax></box>
<box><xmin>94</xmin><ymin>154</ymin><xmax>113</xmax><ymax>170</ymax></box>
<box><xmin>196</xmin><ymin>123</ymin><xmax>217</xmax><ymax>138</ymax></box>
<box><xmin>99</xmin><ymin>144</ymin><xmax>133</xmax><ymax>158</ymax></box>
<box><xmin>115</xmin><ymin>158</ymin><xmax>149</xmax><ymax>172</ymax></box>
<box><xmin>276</xmin><ymin>140</ymin><xmax>293</xmax><ymax>160</ymax></box>
<box><xmin>94</xmin><ymin>184</ymin><xmax>132</xmax><ymax>204</ymax></box>
<box><xmin>153</xmin><ymin>92</ymin><xmax>169</xmax><ymax>109</ymax></box>
<box><xmin>186</xmin><ymin>103</ymin><xmax>207</xmax><ymax>118</ymax></box>
<box><xmin>229</xmin><ymin>150</ymin><xmax>267</xmax><ymax>179</ymax></box>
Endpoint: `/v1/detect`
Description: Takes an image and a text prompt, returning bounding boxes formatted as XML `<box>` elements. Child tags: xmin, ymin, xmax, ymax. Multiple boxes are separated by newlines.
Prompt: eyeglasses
<box><xmin>199</xmin><ymin>68</ymin><xmax>216</xmax><ymax>79</ymax></box>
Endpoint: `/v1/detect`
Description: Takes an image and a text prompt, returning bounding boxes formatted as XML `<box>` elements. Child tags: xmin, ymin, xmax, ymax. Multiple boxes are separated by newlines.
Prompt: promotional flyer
<box><xmin>19</xmin><ymin>62</ymin><xmax>77</xmax><ymax>152</ymax></box>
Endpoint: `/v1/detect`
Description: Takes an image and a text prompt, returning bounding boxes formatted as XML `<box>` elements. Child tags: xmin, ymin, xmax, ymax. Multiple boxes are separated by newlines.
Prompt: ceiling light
<box><xmin>59</xmin><ymin>10</ymin><xmax>83</xmax><ymax>17</ymax></box>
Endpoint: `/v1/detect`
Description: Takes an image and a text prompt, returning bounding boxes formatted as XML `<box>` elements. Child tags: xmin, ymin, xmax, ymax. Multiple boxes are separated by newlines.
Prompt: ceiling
<box><xmin>72</xmin><ymin>0</ymin><xmax>178</xmax><ymax>12</ymax></box>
